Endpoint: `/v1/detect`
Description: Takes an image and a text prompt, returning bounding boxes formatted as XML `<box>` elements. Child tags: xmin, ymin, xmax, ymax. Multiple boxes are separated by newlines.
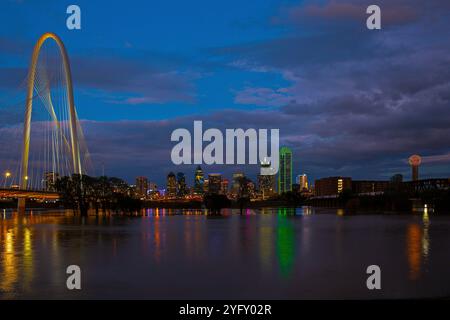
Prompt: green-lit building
<box><xmin>278</xmin><ymin>147</ymin><xmax>293</xmax><ymax>193</ymax></box>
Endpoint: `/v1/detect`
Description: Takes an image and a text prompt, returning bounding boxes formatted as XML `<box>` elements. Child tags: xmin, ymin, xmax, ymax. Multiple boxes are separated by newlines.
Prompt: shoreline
<box><xmin>2</xmin><ymin>205</ymin><xmax>449</xmax><ymax>216</ymax></box>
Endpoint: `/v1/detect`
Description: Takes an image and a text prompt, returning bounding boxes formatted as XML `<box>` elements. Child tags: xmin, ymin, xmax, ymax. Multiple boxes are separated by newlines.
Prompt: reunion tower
<box><xmin>408</xmin><ymin>155</ymin><xmax>422</xmax><ymax>181</ymax></box>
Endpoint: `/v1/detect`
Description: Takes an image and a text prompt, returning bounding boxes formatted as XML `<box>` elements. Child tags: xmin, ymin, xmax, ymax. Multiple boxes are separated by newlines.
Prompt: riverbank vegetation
<box><xmin>55</xmin><ymin>174</ymin><xmax>141</xmax><ymax>215</ymax></box>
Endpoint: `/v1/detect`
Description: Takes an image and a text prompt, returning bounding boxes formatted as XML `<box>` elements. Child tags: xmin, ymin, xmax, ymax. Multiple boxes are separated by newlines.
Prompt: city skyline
<box><xmin>133</xmin><ymin>148</ymin><xmax>434</xmax><ymax>197</ymax></box>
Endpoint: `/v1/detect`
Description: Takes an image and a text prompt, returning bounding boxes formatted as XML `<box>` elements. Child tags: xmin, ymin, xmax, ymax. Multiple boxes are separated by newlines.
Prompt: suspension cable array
<box><xmin>0</xmin><ymin>33</ymin><xmax>93</xmax><ymax>191</ymax></box>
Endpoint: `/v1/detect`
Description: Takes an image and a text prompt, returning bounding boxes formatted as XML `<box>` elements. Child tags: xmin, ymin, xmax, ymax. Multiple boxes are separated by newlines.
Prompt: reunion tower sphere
<box><xmin>408</xmin><ymin>155</ymin><xmax>422</xmax><ymax>181</ymax></box>
<box><xmin>408</xmin><ymin>155</ymin><xmax>422</xmax><ymax>166</ymax></box>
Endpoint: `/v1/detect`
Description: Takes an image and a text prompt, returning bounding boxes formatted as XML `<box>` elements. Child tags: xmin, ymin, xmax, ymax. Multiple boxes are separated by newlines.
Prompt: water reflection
<box><xmin>23</xmin><ymin>228</ymin><xmax>33</xmax><ymax>292</ymax></box>
<box><xmin>0</xmin><ymin>208</ymin><xmax>448</xmax><ymax>299</ymax></box>
<box><xmin>0</xmin><ymin>216</ymin><xmax>36</xmax><ymax>297</ymax></box>
<box><xmin>405</xmin><ymin>213</ymin><xmax>432</xmax><ymax>281</ymax></box>
<box><xmin>422</xmin><ymin>213</ymin><xmax>430</xmax><ymax>259</ymax></box>
<box><xmin>302</xmin><ymin>206</ymin><xmax>313</xmax><ymax>216</ymax></box>
<box><xmin>406</xmin><ymin>223</ymin><xmax>421</xmax><ymax>280</ymax></box>
<box><xmin>183</xmin><ymin>216</ymin><xmax>205</xmax><ymax>260</ymax></box>
<box><xmin>276</xmin><ymin>208</ymin><xmax>295</xmax><ymax>278</ymax></box>
<box><xmin>1</xmin><ymin>226</ymin><xmax>18</xmax><ymax>297</ymax></box>
<box><xmin>258</xmin><ymin>216</ymin><xmax>273</xmax><ymax>273</ymax></box>
<box><xmin>153</xmin><ymin>214</ymin><xmax>162</xmax><ymax>263</ymax></box>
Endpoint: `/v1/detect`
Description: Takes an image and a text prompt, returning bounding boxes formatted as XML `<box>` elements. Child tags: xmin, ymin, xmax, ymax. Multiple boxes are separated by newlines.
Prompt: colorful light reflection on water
<box><xmin>0</xmin><ymin>208</ymin><xmax>449</xmax><ymax>299</ymax></box>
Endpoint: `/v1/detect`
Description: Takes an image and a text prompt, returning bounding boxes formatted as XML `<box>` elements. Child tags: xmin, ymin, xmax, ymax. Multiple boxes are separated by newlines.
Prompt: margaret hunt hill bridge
<box><xmin>0</xmin><ymin>32</ymin><xmax>92</xmax><ymax>211</ymax></box>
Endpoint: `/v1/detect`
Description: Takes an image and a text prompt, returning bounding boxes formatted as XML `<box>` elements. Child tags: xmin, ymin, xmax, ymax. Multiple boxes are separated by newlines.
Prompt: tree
<box><xmin>203</xmin><ymin>193</ymin><xmax>230</xmax><ymax>215</ymax></box>
<box><xmin>55</xmin><ymin>174</ymin><xmax>141</xmax><ymax>215</ymax></box>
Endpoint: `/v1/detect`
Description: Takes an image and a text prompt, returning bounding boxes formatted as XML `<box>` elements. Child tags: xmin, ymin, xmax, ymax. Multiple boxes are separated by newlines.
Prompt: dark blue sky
<box><xmin>1</xmin><ymin>0</ymin><xmax>450</xmax><ymax>186</ymax></box>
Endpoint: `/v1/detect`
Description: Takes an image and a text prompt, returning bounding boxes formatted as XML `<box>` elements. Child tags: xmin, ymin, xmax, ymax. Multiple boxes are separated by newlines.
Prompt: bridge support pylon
<box><xmin>17</xmin><ymin>32</ymin><xmax>82</xmax><ymax>213</ymax></box>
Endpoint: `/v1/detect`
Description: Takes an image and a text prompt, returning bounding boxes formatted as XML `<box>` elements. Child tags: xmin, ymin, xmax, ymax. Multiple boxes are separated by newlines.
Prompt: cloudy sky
<box><xmin>0</xmin><ymin>0</ymin><xmax>449</xmax><ymax>186</ymax></box>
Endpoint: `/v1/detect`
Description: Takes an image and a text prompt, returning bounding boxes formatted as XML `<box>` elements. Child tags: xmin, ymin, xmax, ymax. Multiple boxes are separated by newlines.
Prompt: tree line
<box><xmin>55</xmin><ymin>174</ymin><xmax>141</xmax><ymax>215</ymax></box>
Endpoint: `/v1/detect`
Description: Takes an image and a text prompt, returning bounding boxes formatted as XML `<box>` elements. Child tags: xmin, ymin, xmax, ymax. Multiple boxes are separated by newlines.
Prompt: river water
<box><xmin>0</xmin><ymin>207</ymin><xmax>449</xmax><ymax>299</ymax></box>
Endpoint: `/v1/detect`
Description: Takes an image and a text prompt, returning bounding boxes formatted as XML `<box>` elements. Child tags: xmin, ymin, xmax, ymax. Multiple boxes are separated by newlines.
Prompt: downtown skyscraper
<box><xmin>167</xmin><ymin>172</ymin><xmax>177</xmax><ymax>197</ymax></box>
<box><xmin>194</xmin><ymin>165</ymin><xmax>204</xmax><ymax>194</ymax></box>
<box><xmin>258</xmin><ymin>159</ymin><xmax>276</xmax><ymax>199</ymax></box>
<box><xmin>135</xmin><ymin>176</ymin><xmax>149</xmax><ymax>198</ymax></box>
<box><xmin>177</xmin><ymin>172</ymin><xmax>187</xmax><ymax>197</ymax></box>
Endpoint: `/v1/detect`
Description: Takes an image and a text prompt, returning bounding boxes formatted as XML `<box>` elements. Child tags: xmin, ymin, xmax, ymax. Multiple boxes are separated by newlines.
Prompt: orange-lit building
<box><xmin>314</xmin><ymin>177</ymin><xmax>352</xmax><ymax>197</ymax></box>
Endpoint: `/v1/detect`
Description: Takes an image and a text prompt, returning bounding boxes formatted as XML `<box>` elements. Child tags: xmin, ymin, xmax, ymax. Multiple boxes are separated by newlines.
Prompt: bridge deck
<box><xmin>0</xmin><ymin>188</ymin><xmax>60</xmax><ymax>200</ymax></box>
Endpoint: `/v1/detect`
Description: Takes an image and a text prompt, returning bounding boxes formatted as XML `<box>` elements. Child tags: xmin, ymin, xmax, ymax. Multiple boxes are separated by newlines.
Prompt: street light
<box><xmin>4</xmin><ymin>171</ymin><xmax>11</xmax><ymax>188</ymax></box>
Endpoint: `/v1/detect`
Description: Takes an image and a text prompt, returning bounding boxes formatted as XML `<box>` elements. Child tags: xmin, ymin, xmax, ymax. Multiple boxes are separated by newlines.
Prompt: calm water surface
<box><xmin>0</xmin><ymin>207</ymin><xmax>449</xmax><ymax>299</ymax></box>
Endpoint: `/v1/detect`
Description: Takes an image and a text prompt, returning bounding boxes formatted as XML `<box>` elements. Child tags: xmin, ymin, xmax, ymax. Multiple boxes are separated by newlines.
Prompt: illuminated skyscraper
<box><xmin>194</xmin><ymin>165</ymin><xmax>204</xmax><ymax>194</ymax></box>
<box><xmin>148</xmin><ymin>182</ymin><xmax>158</xmax><ymax>192</ymax></box>
<box><xmin>258</xmin><ymin>159</ymin><xmax>276</xmax><ymax>199</ymax></box>
<box><xmin>278</xmin><ymin>147</ymin><xmax>292</xmax><ymax>193</ymax></box>
<box><xmin>135</xmin><ymin>176</ymin><xmax>148</xmax><ymax>198</ymax></box>
<box><xmin>232</xmin><ymin>172</ymin><xmax>244</xmax><ymax>196</ymax></box>
<box><xmin>167</xmin><ymin>172</ymin><xmax>177</xmax><ymax>197</ymax></box>
<box><xmin>246</xmin><ymin>180</ymin><xmax>255</xmax><ymax>198</ymax></box>
<box><xmin>147</xmin><ymin>182</ymin><xmax>159</xmax><ymax>199</ymax></box>
<box><xmin>296</xmin><ymin>174</ymin><xmax>308</xmax><ymax>191</ymax></box>
<box><xmin>208</xmin><ymin>173</ymin><xmax>222</xmax><ymax>194</ymax></box>
<box><xmin>177</xmin><ymin>172</ymin><xmax>187</xmax><ymax>197</ymax></box>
